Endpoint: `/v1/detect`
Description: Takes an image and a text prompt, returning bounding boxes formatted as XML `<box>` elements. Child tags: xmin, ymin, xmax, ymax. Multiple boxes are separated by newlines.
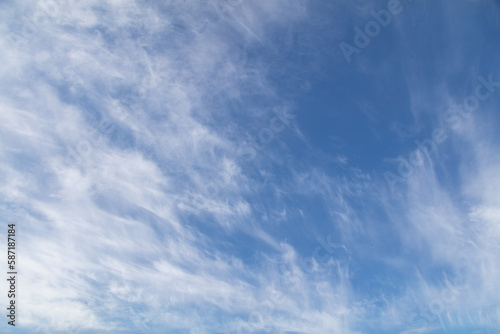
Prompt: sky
<box><xmin>0</xmin><ymin>0</ymin><xmax>500</xmax><ymax>333</ymax></box>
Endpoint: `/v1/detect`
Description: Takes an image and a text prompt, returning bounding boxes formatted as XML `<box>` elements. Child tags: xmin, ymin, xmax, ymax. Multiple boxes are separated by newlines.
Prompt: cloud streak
<box><xmin>0</xmin><ymin>0</ymin><xmax>499</xmax><ymax>333</ymax></box>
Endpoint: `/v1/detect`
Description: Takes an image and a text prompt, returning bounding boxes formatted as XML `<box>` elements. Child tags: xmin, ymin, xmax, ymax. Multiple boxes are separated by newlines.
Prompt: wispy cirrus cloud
<box><xmin>1</xmin><ymin>0</ymin><xmax>499</xmax><ymax>333</ymax></box>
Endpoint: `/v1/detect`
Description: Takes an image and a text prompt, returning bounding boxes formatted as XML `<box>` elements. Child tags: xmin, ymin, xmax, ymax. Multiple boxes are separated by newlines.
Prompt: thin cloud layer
<box><xmin>0</xmin><ymin>0</ymin><xmax>499</xmax><ymax>333</ymax></box>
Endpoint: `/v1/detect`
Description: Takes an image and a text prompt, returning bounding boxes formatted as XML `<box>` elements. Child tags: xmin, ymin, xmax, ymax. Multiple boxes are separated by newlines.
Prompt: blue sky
<box><xmin>1</xmin><ymin>0</ymin><xmax>500</xmax><ymax>333</ymax></box>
